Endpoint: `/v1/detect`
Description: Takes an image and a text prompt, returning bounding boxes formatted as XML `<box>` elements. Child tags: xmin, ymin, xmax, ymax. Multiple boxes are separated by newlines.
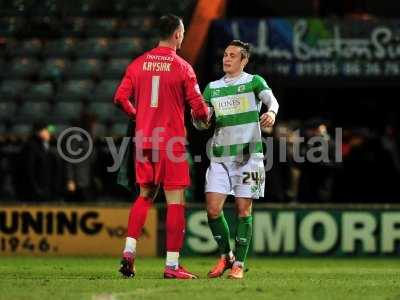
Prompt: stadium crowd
<box><xmin>1</xmin><ymin>118</ymin><xmax>399</xmax><ymax>203</ymax></box>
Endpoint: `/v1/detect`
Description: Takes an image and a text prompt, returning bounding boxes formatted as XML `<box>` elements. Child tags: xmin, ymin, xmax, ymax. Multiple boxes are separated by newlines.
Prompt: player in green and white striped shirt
<box><xmin>195</xmin><ymin>40</ymin><xmax>279</xmax><ymax>279</ymax></box>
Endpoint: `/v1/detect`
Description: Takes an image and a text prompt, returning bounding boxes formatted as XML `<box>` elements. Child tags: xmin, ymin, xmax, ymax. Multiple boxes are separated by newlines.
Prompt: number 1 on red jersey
<box><xmin>151</xmin><ymin>75</ymin><xmax>160</xmax><ymax>107</ymax></box>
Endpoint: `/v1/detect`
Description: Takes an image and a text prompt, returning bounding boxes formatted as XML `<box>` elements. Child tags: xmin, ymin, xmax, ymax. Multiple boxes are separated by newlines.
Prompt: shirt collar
<box><xmin>223</xmin><ymin>72</ymin><xmax>245</xmax><ymax>85</ymax></box>
<box><xmin>155</xmin><ymin>46</ymin><xmax>176</xmax><ymax>54</ymax></box>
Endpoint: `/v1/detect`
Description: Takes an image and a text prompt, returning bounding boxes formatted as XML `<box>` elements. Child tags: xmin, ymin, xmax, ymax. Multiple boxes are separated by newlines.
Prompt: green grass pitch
<box><xmin>0</xmin><ymin>257</ymin><xmax>399</xmax><ymax>300</ymax></box>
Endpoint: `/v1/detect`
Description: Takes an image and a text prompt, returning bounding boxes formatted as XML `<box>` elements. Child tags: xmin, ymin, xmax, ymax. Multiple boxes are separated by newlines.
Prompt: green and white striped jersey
<box><xmin>203</xmin><ymin>72</ymin><xmax>279</xmax><ymax>162</ymax></box>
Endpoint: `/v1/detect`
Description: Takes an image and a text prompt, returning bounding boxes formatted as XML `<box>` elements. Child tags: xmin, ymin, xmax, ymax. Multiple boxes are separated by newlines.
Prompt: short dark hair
<box><xmin>229</xmin><ymin>40</ymin><xmax>251</xmax><ymax>60</ymax></box>
<box><xmin>33</xmin><ymin>121</ymin><xmax>48</xmax><ymax>133</ymax></box>
<box><xmin>158</xmin><ymin>14</ymin><xmax>182</xmax><ymax>40</ymax></box>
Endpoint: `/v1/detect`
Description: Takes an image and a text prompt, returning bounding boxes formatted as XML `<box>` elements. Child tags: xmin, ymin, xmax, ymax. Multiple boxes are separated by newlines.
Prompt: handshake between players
<box><xmin>114</xmin><ymin>14</ymin><xmax>278</xmax><ymax>279</ymax></box>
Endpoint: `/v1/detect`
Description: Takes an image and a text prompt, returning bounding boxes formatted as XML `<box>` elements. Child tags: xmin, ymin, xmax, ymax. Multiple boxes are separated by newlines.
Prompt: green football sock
<box><xmin>235</xmin><ymin>215</ymin><xmax>253</xmax><ymax>263</ymax></box>
<box><xmin>208</xmin><ymin>213</ymin><xmax>231</xmax><ymax>255</ymax></box>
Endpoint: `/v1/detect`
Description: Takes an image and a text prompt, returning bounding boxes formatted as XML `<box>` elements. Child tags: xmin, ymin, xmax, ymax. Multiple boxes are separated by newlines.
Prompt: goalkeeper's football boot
<box><xmin>163</xmin><ymin>265</ymin><xmax>199</xmax><ymax>279</ymax></box>
<box><xmin>119</xmin><ymin>253</ymin><xmax>136</xmax><ymax>278</ymax></box>
<box><xmin>207</xmin><ymin>256</ymin><xmax>234</xmax><ymax>278</ymax></box>
<box><xmin>227</xmin><ymin>264</ymin><xmax>244</xmax><ymax>279</ymax></box>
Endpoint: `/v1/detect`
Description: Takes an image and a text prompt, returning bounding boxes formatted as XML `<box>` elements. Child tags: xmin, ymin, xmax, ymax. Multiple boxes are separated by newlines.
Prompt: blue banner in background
<box><xmin>211</xmin><ymin>18</ymin><xmax>400</xmax><ymax>78</ymax></box>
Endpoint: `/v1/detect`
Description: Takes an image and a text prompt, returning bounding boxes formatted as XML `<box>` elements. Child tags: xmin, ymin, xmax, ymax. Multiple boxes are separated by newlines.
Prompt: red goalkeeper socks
<box><xmin>166</xmin><ymin>204</ymin><xmax>186</xmax><ymax>252</ymax></box>
<box><xmin>127</xmin><ymin>196</ymin><xmax>152</xmax><ymax>239</ymax></box>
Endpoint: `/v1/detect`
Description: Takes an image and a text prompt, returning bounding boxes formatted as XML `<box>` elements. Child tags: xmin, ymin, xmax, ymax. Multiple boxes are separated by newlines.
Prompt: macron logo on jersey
<box><xmin>143</xmin><ymin>61</ymin><xmax>171</xmax><ymax>72</ymax></box>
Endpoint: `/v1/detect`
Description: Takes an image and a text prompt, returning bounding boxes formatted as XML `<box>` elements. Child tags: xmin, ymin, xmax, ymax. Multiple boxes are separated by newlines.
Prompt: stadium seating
<box><xmin>0</xmin><ymin>0</ymin><xmax>194</xmax><ymax>139</ymax></box>
<box><xmin>0</xmin><ymin>0</ymin><xmax>55</xmax><ymax>16</ymax></box>
<box><xmin>86</xmin><ymin>18</ymin><xmax>118</xmax><ymax>37</ymax></box>
<box><xmin>44</xmin><ymin>38</ymin><xmax>77</xmax><ymax>58</ymax></box>
<box><xmin>59</xmin><ymin>1</ymin><xmax>116</xmax><ymax>17</ymax></box>
<box><xmin>0</xmin><ymin>17</ymin><xmax>19</xmax><ymax>36</ymax></box>
<box><xmin>11</xmin><ymin>123</ymin><xmax>31</xmax><ymax>137</ymax></box>
<box><xmin>117</xmin><ymin>17</ymin><xmax>157</xmax><ymax>37</ymax></box>
<box><xmin>0</xmin><ymin>0</ymin><xmax>205</xmax><ymax>202</ymax></box>
<box><xmin>0</xmin><ymin>59</ymin><xmax>5</xmax><ymax>76</ymax></box>
<box><xmin>27</xmin><ymin>81</ymin><xmax>54</xmax><ymax>101</ymax></box>
<box><xmin>39</xmin><ymin>58</ymin><xmax>67</xmax><ymax>80</ymax></box>
<box><xmin>8</xmin><ymin>58</ymin><xmax>40</xmax><ymax>79</ymax></box>
<box><xmin>0</xmin><ymin>123</ymin><xmax>5</xmax><ymax>135</ymax></box>
<box><xmin>0</xmin><ymin>102</ymin><xmax>17</xmax><ymax>119</ymax></box>
<box><xmin>53</xmin><ymin>101</ymin><xmax>83</xmax><ymax>121</ymax></box>
<box><xmin>0</xmin><ymin>0</ymin><xmax>194</xmax><ymax>17</ymax></box>
<box><xmin>0</xmin><ymin>80</ymin><xmax>29</xmax><ymax>100</ymax></box>
<box><xmin>13</xmin><ymin>38</ymin><xmax>42</xmax><ymax>57</ymax></box>
<box><xmin>114</xmin><ymin>0</ymin><xmax>152</xmax><ymax>16</ymax></box>
<box><xmin>88</xmin><ymin>102</ymin><xmax>114</xmax><ymax>121</ymax></box>
<box><xmin>108</xmin><ymin>37</ymin><xmax>143</xmax><ymax>58</ymax></box>
<box><xmin>103</xmin><ymin>58</ymin><xmax>130</xmax><ymax>79</ymax></box>
<box><xmin>19</xmin><ymin>101</ymin><xmax>50</xmax><ymax>120</ymax></box>
<box><xmin>66</xmin><ymin>59</ymin><xmax>103</xmax><ymax>79</ymax></box>
<box><xmin>62</xmin><ymin>17</ymin><xmax>87</xmax><ymax>36</ymax></box>
<box><xmin>56</xmin><ymin>80</ymin><xmax>95</xmax><ymax>102</ymax></box>
<box><xmin>93</xmin><ymin>80</ymin><xmax>118</xmax><ymax>101</ymax></box>
<box><xmin>76</xmin><ymin>38</ymin><xmax>110</xmax><ymax>58</ymax></box>
<box><xmin>110</xmin><ymin>122</ymin><xmax>129</xmax><ymax>137</ymax></box>
<box><xmin>0</xmin><ymin>0</ymin><xmax>112</xmax><ymax>17</ymax></box>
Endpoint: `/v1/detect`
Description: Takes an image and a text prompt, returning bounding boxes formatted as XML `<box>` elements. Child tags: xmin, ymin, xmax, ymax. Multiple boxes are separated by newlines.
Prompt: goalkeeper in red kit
<box><xmin>113</xmin><ymin>14</ymin><xmax>210</xmax><ymax>279</ymax></box>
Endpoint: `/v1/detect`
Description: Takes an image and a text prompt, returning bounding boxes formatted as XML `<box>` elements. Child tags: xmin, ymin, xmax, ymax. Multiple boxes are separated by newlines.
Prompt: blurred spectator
<box><xmin>0</xmin><ymin>129</ymin><xmax>15</xmax><ymax>199</ymax></box>
<box><xmin>313</xmin><ymin>0</ymin><xmax>375</xmax><ymax>19</ymax></box>
<box><xmin>263</xmin><ymin>123</ymin><xmax>299</xmax><ymax>202</ymax></box>
<box><xmin>345</xmin><ymin>0</ymin><xmax>375</xmax><ymax>20</ymax></box>
<box><xmin>297</xmin><ymin>118</ymin><xmax>338</xmax><ymax>203</ymax></box>
<box><xmin>333</xmin><ymin>127</ymin><xmax>373</xmax><ymax>202</ymax></box>
<box><xmin>15</xmin><ymin>122</ymin><xmax>61</xmax><ymax>202</ymax></box>
<box><xmin>64</xmin><ymin>113</ymin><xmax>98</xmax><ymax>202</ymax></box>
<box><xmin>380</xmin><ymin>124</ymin><xmax>400</xmax><ymax>201</ymax></box>
<box><xmin>381</xmin><ymin>124</ymin><xmax>400</xmax><ymax>175</ymax></box>
<box><xmin>332</xmin><ymin>126</ymin><xmax>399</xmax><ymax>203</ymax></box>
<box><xmin>313</xmin><ymin>0</ymin><xmax>344</xmax><ymax>17</ymax></box>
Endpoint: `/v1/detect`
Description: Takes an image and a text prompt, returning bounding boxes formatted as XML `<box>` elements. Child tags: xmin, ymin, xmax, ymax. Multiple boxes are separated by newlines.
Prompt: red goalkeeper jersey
<box><xmin>114</xmin><ymin>46</ymin><xmax>208</xmax><ymax>151</ymax></box>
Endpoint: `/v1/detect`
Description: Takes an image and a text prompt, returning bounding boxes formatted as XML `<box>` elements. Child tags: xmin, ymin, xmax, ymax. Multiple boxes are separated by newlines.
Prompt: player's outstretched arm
<box><xmin>183</xmin><ymin>65</ymin><xmax>209</xmax><ymax>121</ymax></box>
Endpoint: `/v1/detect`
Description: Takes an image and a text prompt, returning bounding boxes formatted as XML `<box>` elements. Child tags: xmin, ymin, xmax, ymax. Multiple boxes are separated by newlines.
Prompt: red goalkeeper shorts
<box><xmin>135</xmin><ymin>149</ymin><xmax>190</xmax><ymax>190</ymax></box>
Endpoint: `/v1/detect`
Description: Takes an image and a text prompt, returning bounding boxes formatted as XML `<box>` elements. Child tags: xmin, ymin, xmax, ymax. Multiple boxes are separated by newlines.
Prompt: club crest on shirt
<box><xmin>238</xmin><ymin>85</ymin><xmax>245</xmax><ymax>93</ymax></box>
<box><xmin>212</xmin><ymin>89</ymin><xmax>220</xmax><ymax>97</ymax></box>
